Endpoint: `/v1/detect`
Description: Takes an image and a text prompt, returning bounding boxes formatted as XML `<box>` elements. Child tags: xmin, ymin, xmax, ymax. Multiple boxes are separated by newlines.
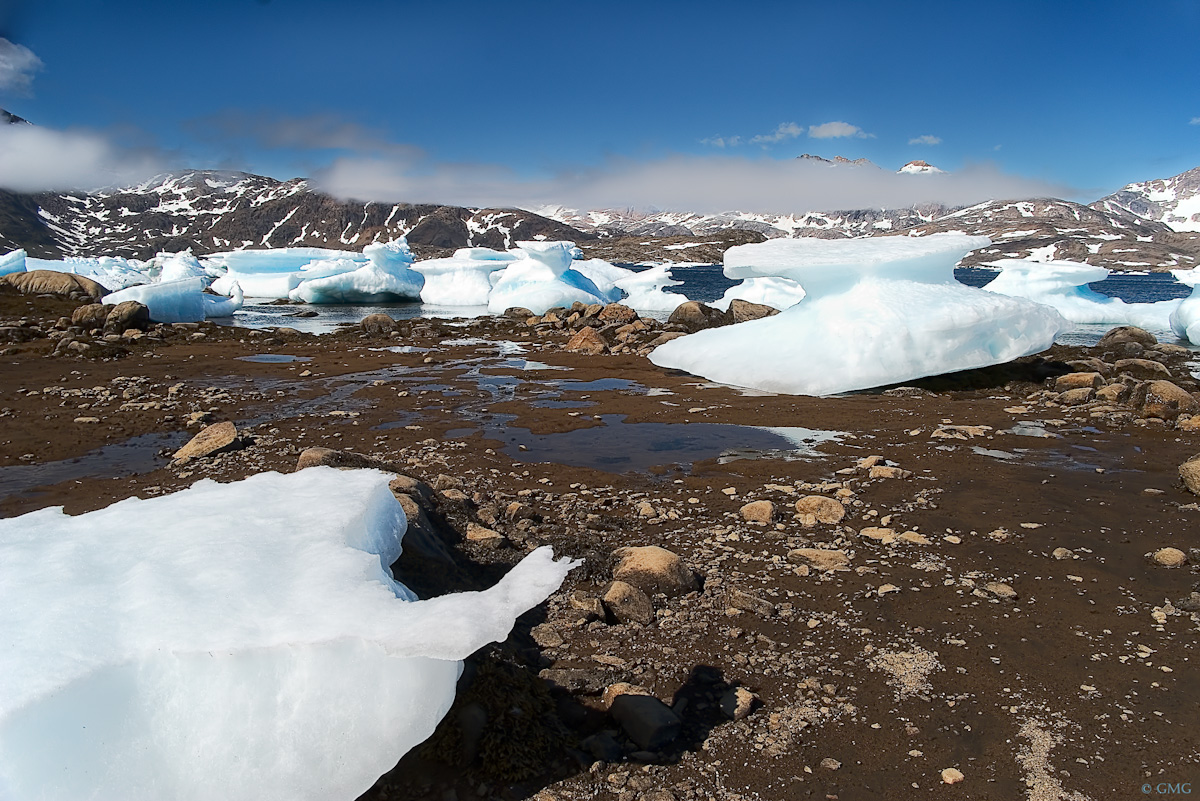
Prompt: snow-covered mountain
<box><xmin>1091</xmin><ymin>166</ymin><xmax>1200</xmax><ymax>233</ymax></box>
<box><xmin>898</xmin><ymin>160</ymin><xmax>945</xmax><ymax>175</ymax></box>
<box><xmin>0</xmin><ymin>171</ymin><xmax>590</xmax><ymax>260</ymax></box>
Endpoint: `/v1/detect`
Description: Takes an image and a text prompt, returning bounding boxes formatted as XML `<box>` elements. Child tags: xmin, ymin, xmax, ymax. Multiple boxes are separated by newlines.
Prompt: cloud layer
<box><xmin>313</xmin><ymin>152</ymin><xmax>1072</xmax><ymax>215</ymax></box>
<box><xmin>909</xmin><ymin>135</ymin><xmax>942</xmax><ymax>146</ymax></box>
<box><xmin>808</xmin><ymin>121</ymin><xmax>873</xmax><ymax>139</ymax></box>
<box><xmin>0</xmin><ymin>124</ymin><xmax>164</xmax><ymax>192</ymax></box>
<box><xmin>0</xmin><ymin>38</ymin><xmax>41</xmax><ymax>94</ymax></box>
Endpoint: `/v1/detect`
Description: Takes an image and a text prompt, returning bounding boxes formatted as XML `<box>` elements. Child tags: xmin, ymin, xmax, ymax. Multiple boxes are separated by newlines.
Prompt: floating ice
<box><xmin>982</xmin><ymin>259</ymin><xmax>1179</xmax><ymax>330</ymax></box>
<box><xmin>26</xmin><ymin>255</ymin><xmax>150</xmax><ymax>290</ymax></box>
<box><xmin>412</xmin><ymin>248</ymin><xmax>515</xmax><ymax>306</ymax></box>
<box><xmin>711</xmin><ymin>276</ymin><xmax>806</xmax><ymax>312</ymax></box>
<box><xmin>288</xmin><ymin>240</ymin><xmax>423</xmax><ymax>304</ymax></box>
<box><xmin>650</xmin><ymin>234</ymin><xmax>1066</xmax><ymax>395</ymax></box>
<box><xmin>487</xmin><ymin>241</ymin><xmax>608</xmax><ymax>314</ymax></box>
<box><xmin>208</xmin><ymin>247</ymin><xmax>366</xmax><ymax>299</ymax></box>
<box><xmin>1169</xmin><ymin>269</ymin><xmax>1200</xmax><ymax>344</ymax></box>
<box><xmin>154</xmin><ymin>249</ymin><xmax>209</xmax><ymax>283</ymax></box>
<box><xmin>570</xmin><ymin>258</ymin><xmax>632</xmax><ymax>303</ymax></box>
<box><xmin>103</xmin><ymin>277</ymin><xmax>244</xmax><ymax>322</ymax></box>
<box><xmin>0</xmin><ymin>468</ymin><xmax>576</xmax><ymax>801</ymax></box>
<box><xmin>0</xmin><ymin>248</ymin><xmax>26</xmax><ymax>276</ymax></box>
<box><xmin>614</xmin><ymin>265</ymin><xmax>689</xmax><ymax>312</ymax></box>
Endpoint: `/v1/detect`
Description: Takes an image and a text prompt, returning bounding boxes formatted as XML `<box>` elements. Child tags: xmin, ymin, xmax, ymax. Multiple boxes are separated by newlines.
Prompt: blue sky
<box><xmin>1</xmin><ymin>0</ymin><xmax>1198</xmax><ymax>212</ymax></box>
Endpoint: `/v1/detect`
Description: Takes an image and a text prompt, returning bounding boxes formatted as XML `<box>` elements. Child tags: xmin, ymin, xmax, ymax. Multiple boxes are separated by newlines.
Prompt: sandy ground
<box><xmin>2</xmin><ymin>288</ymin><xmax>1198</xmax><ymax>801</ymax></box>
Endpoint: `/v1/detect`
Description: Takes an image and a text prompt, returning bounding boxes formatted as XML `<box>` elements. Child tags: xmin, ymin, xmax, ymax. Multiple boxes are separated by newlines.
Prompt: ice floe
<box><xmin>412</xmin><ymin>247</ymin><xmax>516</xmax><ymax>306</ymax></box>
<box><xmin>650</xmin><ymin>234</ymin><xmax>1066</xmax><ymax>395</ymax></box>
<box><xmin>614</xmin><ymin>264</ymin><xmax>689</xmax><ymax>312</ymax></box>
<box><xmin>486</xmin><ymin>241</ymin><xmax>609</xmax><ymax>314</ymax></box>
<box><xmin>1169</xmin><ymin>269</ymin><xmax>1200</xmax><ymax>344</ymax></box>
<box><xmin>0</xmin><ymin>248</ymin><xmax>26</xmax><ymax>276</ymax></box>
<box><xmin>0</xmin><ymin>467</ymin><xmax>576</xmax><ymax>801</ymax></box>
<box><xmin>103</xmin><ymin>277</ymin><xmax>244</xmax><ymax>323</ymax></box>
<box><xmin>288</xmin><ymin>240</ymin><xmax>423</xmax><ymax>304</ymax></box>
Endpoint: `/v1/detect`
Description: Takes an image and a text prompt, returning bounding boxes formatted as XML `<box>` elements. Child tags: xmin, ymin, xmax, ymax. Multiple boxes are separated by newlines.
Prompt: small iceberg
<box><xmin>614</xmin><ymin>265</ymin><xmax>689</xmax><ymax>312</ymax></box>
<box><xmin>1170</xmin><ymin>269</ymin><xmax>1200</xmax><ymax>344</ymax></box>
<box><xmin>288</xmin><ymin>239</ymin><xmax>423</xmax><ymax>304</ymax></box>
<box><xmin>0</xmin><ymin>248</ymin><xmax>27</xmax><ymax>277</ymax></box>
<box><xmin>486</xmin><ymin>241</ymin><xmax>609</xmax><ymax>314</ymax></box>
<box><xmin>103</xmin><ymin>277</ymin><xmax>244</xmax><ymax>322</ymax></box>
<box><xmin>412</xmin><ymin>247</ymin><xmax>516</xmax><ymax>306</ymax></box>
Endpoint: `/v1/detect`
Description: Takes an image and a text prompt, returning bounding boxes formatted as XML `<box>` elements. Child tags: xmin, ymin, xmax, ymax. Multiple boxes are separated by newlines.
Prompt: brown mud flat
<box><xmin>1</xmin><ymin>291</ymin><xmax>1198</xmax><ymax>801</ymax></box>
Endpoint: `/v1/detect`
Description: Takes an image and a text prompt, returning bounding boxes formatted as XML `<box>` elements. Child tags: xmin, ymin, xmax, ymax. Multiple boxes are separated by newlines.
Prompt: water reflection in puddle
<box><xmin>0</xmin><ymin>432</ymin><xmax>188</xmax><ymax>499</ymax></box>
<box><xmin>476</xmin><ymin>414</ymin><xmax>843</xmax><ymax>472</ymax></box>
<box><xmin>236</xmin><ymin>354</ymin><xmax>312</xmax><ymax>363</ymax></box>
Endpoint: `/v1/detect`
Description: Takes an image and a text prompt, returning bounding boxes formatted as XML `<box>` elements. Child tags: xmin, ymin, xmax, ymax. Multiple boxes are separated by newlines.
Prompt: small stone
<box><xmin>564</xmin><ymin>326</ymin><xmax>609</xmax><ymax>355</ymax></box>
<box><xmin>601</xmin><ymin>682</ymin><xmax>654</xmax><ymax>709</ymax></box>
<box><xmin>941</xmin><ymin>767</ymin><xmax>964</xmax><ymax>784</ymax></box>
<box><xmin>859</xmin><ymin>526</ymin><xmax>897</xmax><ymax>545</ymax></box>
<box><xmin>1151</xmin><ymin>547</ymin><xmax>1187</xmax><ymax>567</ymax></box>
<box><xmin>610</xmin><ymin>694</ymin><xmax>681</xmax><ymax>751</ymax></box>
<box><xmin>603</xmin><ymin>581</ymin><xmax>655</xmax><ymax>625</ymax></box>
<box><xmin>1052</xmin><ymin>547</ymin><xmax>1075</xmax><ymax>560</ymax></box>
<box><xmin>726</xmin><ymin>586</ymin><xmax>775</xmax><ymax>616</ymax></box>
<box><xmin>1053</xmin><ymin>372</ymin><xmax>1104</xmax><ymax>392</ymax></box>
<box><xmin>635</xmin><ymin>500</ymin><xmax>656</xmax><ymax>518</ymax></box>
<box><xmin>739</xmin><ymin>500</ymin><xmax>776</xmax><ymax>523</ymax></box>
<box><xmin>719</xmin><ymin>687</ymin><xmax>757</xmax><ymax>720</ymax></box>
<box><xmin>530</xmin><ymin>623</ymin><xmax>564</xmax><ymax>648</ymax></box>
<box><xmin>173</xmin><ymin>421</ymin><xmax>237</xmax><ymax>461</ymax></box>
<box><xmin>877</xmin><ymin>583</ymin><xmax>900</xmax><ymax>596</ymax></box>
<box><xmin>793</xmin><ymin>495</ymin><xmax>846</xmax><ymax>526</ymax></box>
<box><xmin>869</xmin><ymin>465</ymin><xmax>912</xmax><ymax>480</ymax></box>
<box><xmin>820</xmin><ymin>758</ymin><xmax>841</xmax><ymax>771</ymax></box>
<box><xmin>788</xmin><ymin>548</ymin><xmax>851</xmax><ymax>572</ymax></box>
<box><xmin>465</xmin><ymin>522</ymin><xmax>505</xmax><ymax>549</ymax></box>
<box><xmin>899</xmin><ymin>531</ymin><xmax>931</xmax><ymax>545</ymax></box>
<box><xmin>985</xmin><ymin>582</ymin><xmax>1017</xmax><ymax>599</ymax></box>
<box><xmin>1057</xmin><ymin>387</ymin><xmax>1095</xmax><ymax>406</ymax></box>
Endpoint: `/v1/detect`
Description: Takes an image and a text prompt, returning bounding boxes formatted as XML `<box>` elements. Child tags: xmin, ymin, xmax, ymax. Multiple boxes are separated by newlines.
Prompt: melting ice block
<box><xmin>207</xmin><ymin>247</ymin><xmax>366</xmax><ymax>299</ymax></box>
<box><xmin>983</xmin><ymin>258</ymin><xmax>1179</xmax><ymax>330</ymax></box>
<box><xmin>412</xmin><ymin>248</ymin><xmax>515</xmax><ymax>306</ymax></box>
<box><xmin>650</xmin><ymin>234</ymin><xmax>1066</xmax><ymax>396</ymax></box>
<box><xmin>486</xmin><ymin>241</ymin><xmax>608</xmax><ymax>314</ymax></box>
<box><xmin>712</xmin><ymin>276</ymin><xmax>806</xmax><ymax>312</ymax></box>
<box><xmin>614</xmin><ymin>265</ymin><xmax>689</xmax><ymax>312</ymax></box>
<box><xmin>1169</xmin><ymin>269</ymin><xmax>1200</xmax><ymax>344</ymax></box>
<box><xmin>0</xmin><ymin>468</ymin><xmax>577</xmax><ymax>801</ymax></box>
<box><xmin>0</xmin><ymin>248</ymin><xmax>26</xmax><ymax>276</ymax></box>
<box><xmin>103</xmin><ymin>277</ymin><xmax>244</xmax><ymax>322</ymax></box>
<box><xmin>26</xmin><ymin>255</ymin><xmax>150</xmax><ymax>290</ymax></box>
<box><xmin>289</xmin><ymin>239</ymin><xmax>424</xmax><ymax>304</ymax></box>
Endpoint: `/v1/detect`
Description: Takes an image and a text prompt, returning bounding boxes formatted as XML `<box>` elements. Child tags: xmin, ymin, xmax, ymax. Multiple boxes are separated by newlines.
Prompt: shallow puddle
<box><xmin>236</xmin><ymin>354</ymin><xmax>312</xmax><ymax>363</ymax></box>
<box><xmin>0</xmin><ymin>432</ymin><xmax>188</xmax><ymax>500</ymax></box>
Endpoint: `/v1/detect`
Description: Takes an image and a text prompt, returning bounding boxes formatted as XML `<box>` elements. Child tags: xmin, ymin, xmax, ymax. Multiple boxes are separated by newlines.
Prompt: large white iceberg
<box><xmin>650</xmin><ymin>234</ymin><xmax>1066</xmax><ymax>396</ymax></box>
<box><xmin>103</xmin><ymin>277</ymin><xmax>243</xmax><ymax>322</ymax></box>
<box><xmin>0</xmin><ymin>467</ymin><xmax>576</xmax><ymax>801</ymax></box>
<box><xmin>1169</xmin><ymin>269</ymin><xmax>1200</xmax><ymax>344</ymax></box>
<box><xmin>288</xmin><ymin>240</ymin><xmax>424</xmax><ymax>304</ymax></box>
<box><xmin>208</xmin><ymin>247</ymin><xmax>366</xmax><ymax>299</ymax></box>
<box><xmin>486</xmin><ymin>241</ymin><xmax>609</xmax><ymax>314</ymax></box>
<box><xmin>614</xmin><ymin>265</ymin><xmax>689</xmax><ymax>312</ymax></box>
<box><xmin>982</xmin><ymin>258</ymin><xmax>1179</xmax><ymax>330</ymax></box>
<box><xmin>412</xmin><ymin>247</ymin><xmax>516</xmax><ymax>306</ymax></box>
<box><xmin>0</xmin><ymin>248</ymin><xmax>26</xmax><ymax>277</ymax></box>
<box><xmin>711</xmin><ymin>276</ymin><xmax>806</xmax><ymax>312</ymax></box>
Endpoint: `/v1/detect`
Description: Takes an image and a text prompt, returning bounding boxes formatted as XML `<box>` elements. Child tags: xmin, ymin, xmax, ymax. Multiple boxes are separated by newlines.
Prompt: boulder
<box><xmin>71</xmin><ymin>303</ymin><xmax>111</xmax><ymax>329</ymax></box>
<box><xmin>609</xmin><ymin>694</ymin><xmax>681</xmax><ymax>751</ymax></box>
<box><xmin>739</xmin><ymin>500</ymin><xmax>776</xmax><ymax>523</ymax></box>
<box><xmin>295</xmin><ymin>447</ymin><xmax>402</xmax><ymax>473</ymax></box>
<box><xmin>601</xmin><ymin>682</ymin><xmax>655</xmax><ymax>710</ymax></box>
<box><xmin>1113</xmin><ymin>358</ymin><xmax>1172</xmax><ymax>381</ymax></box>
<box><xmin>1057</xmin><ymin>387</ymin><xmax>1095</xmax><ymax>406</ymax></box>
<box><xmin>1095</xmin><ymin>383</ymin><xmax>1130</xmax><ymax>404</ymax></box>
<box><xmin>726</xmin><ymin>586</ymin><xmax>775</xmax><ymax>616</ymax></box>
<box><xmin>0</xmin><ymin>270</ymin><xmax>106</xmax><ymax>300</ymax></box>
<box><xmin>727</xmin><ymin>299</ymin><xmax>780</xmax><ymax>324</ymax></box>
<box><xmin>360</xmin><ymin>313</ymin><xmax>396</xmax><ymax>335</ymax></box>
<box><xmin>602</xmin><ymin>580</ymin><xmax>654</xmax><ymax>625</ymax></box>
<box><xmin>173</xmin><ymin>421</ymin><xmax>238</xmax><ymax>461</ymax></box>
<box><xmin>564</xmin><ymin>326</ymin><xmax>609</xmax><ymax>355</ymax></box>
<box><xmin>104</xmin><ymin>301</ymin><xmax>150</xmax><ymax>333</ymax></box>
<box><xmin>1150</xmin><ymin>547</ymin><xmax>1187</xmax><ymax>567</ymax></box>
<box><xmin>612</xmin><ymin>545</ymin><xmax>696</xmax><ymax>595</ymax></box>
<box><xmin>597</xmin><ymin>303</ymin><xmax>638</xmax><ymax>326</ymax></box>
<box><xmin>1178</xmin><ymin>455</ymin><xmax>1200</xmax><ymax>495</ymax></box>
<box><xmin>793</xmin><ymin>495</ymin><xmax>846</xmax><ymax>526</ymax></box>
<box><xmin>1053</xmin><ymin>372</ymin><xmax>1104</xmax><ymax>392</ymax></box>
<box><xmin>666</xmin><ymin>301</ymin><xmax>729</xmax><ymax>333</ymax></box>
<box><xmin>1097</xmin><ymin>326</ymin><xmax>1157</xmax><ymax>349</ymax></box>
<box><xmin>719</xmin><ymin>687</ymin><xmax>758</xmax><ymax>720</ymax></box>
<box><xmin>1135</xmin><ymin>380</ymin><xmax>1199</xmax><ymax>420</ymax></box>
<box><xmin>465</xmin><ymin>522</ymin><xmax>506</xmax><ymax>549</ymax></box>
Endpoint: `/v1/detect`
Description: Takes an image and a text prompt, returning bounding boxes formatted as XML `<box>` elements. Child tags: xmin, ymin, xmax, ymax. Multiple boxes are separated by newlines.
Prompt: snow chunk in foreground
<box><xmin>983</xmin><ymin>258</ymin><xmax>1179</xmax><ymax>330</ymax></box>
<box><xmin>1170</xmin><ymin>269</ymin><xmax>1200</xmax><ymax>344</ymax></box>
<box><xmin>650</xmin><ymin>234</ymin><xmax>1065</xmax><ymax>396</ymax></box>
<box><xmin>487</xmin><ymin>241</ymin><xmax>608</xmax><ymax>314</ymax></box>
<box><xmin>0</xmin><ymin>468</ymin><xmax>577</xmax><ymax>801</ymax></box>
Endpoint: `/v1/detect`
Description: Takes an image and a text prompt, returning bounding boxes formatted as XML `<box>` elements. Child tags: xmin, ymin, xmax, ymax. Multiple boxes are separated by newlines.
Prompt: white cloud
<box><xmin>1191</xmin><ymin>117</ymin><xmax>1200</xmax><ymax>125</ymax></box>
<box><xmin>808</xmin><ymin>121</ymin><xmax>874</xmax><ymax>139</ymax></box>
<box><xmin>749</xmin><ymin>122</ymin><xmax>804</xmax><ymax>145</ymax></box>
<box><xmin>908</xmin><ymin>134</ymin><xmax>942</xmax><ymax>146</ymax></box>
<box><xmin>314</xmin><ymin>151</ymin><xmax>1071</xmax><ymax>216</ymax></box>
<box><xmin>700</xmin><ymin>135</ymin><xmax>741</xmax><ymax>148</ymax></box>
<box><xmin>0</xmin><ymin>124</ymin><xmax>165</xmax><ymax>192</ymax></box>
<box><xmin>0</xmin><ymin>38</ymin><xmax>42</xmax><ymax>95</ymax></box>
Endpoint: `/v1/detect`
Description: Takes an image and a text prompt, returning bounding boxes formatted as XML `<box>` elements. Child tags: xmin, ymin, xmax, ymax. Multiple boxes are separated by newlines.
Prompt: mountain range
<box><xmin>1</xmin><ymin>108</ymin><xmax>1198</xmax><ymax>270</ymax></box>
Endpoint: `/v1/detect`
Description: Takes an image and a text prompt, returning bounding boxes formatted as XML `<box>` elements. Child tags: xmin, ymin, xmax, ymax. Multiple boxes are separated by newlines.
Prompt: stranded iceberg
<box><xmin>650</xmin><ymin>233</ymin><xmax>1067</xmax><ymax>396</ymax></box>
<box><xmin>0</xmin><ymin>468</ymin><xmax>576</xmax><ymax>801</ymax></box>
<box><xmin>1170</xmin><ymin>269</ymin><xmax>1200</xmax><ymax>344</ymax></box>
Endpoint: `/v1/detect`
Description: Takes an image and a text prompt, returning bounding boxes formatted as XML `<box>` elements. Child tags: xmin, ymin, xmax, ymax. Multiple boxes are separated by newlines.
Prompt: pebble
<box><xmin>1151</xmin><ymin>547</ymin><xmax>1187</xmax><ymax>567</ymax></box>
<box><xmin>941</xmin><ymin>767</ymin><xmax>964</xmax><ymax>784</ymax></box>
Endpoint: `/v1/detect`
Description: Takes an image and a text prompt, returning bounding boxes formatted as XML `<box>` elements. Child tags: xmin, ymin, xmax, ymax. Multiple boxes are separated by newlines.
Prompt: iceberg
<box><xmin>487</xmin><ymin>241</ymin><xmax>609</xmax><ymax>315</ymax></box>
<box><xmin>288</xmin><ymin>240</ymin><xmax>423</xmax><ymax>304</ymax></box>
<box><xmin>650</xmin><ymin>234</ymin><xmax>1066</xmax><ymax>396</ymax></box>
<box><xmin>0</xmin><ymin>467</ymin><xmax>576</xmax><ymax>801</ymax></box>
<box><xmin>208</xmin><ymin>247</ymin><xmax>366</xmax><ymax>299</ymax></box>
<box><xmin>26</xmin><ymin>255</ymin><xmax>150</xmax><ymax>291</ymax></box>
<box><xmin>614</xmin><ymin>265</ymin><xmax>689</xmax><ymax>312</ymax></box>
<box><xmin>412</xmin><ymin>248</ymin><xmax>515</xmax><ymax>306</ymax></box>
<box><xmin>569</xmin><ymin>258</ymin><xmax>632</xmax><ymax>303</ymax></box>
<box><xmin>982</xmin><ymin>258</ymin><xmax>1179</xmax><ymax>330</ymax></box>
<box><xmin>0</xmin><ymin>248</ymin><xmax>26</xmax><ymax>277</ymax></box>
<box><xmin>103</xmin><ymin>277</ymin><xmax>244</xmax><ymax>322</ymax></box>
<box><xmin>154</xmin><ymin>249</ymin><xmax>209</xmax><ymax>283</ymax></box>
<box><xmin>1169</xmin><ymin>269</ymin><xmax>1200</xmax><ymax>344</ymax></box>
<box><xmin>712</xmin><ymin>276</ymin><xmax>806</xmax><ymax>312</ymax></box>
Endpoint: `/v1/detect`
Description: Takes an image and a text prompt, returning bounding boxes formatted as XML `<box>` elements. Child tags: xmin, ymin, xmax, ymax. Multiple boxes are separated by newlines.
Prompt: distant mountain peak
<box><xmin>797</xmin><ymin>154</ymin><xmax>879</xmax><ymax>168</ymax></box>
<box><xmin>1</xmin><ymin>108</ymin><xmax>31</xmax><ymax>125</ymax></box>
<box><xmin>898</xmin><ymin>160</ymin><xmax>945</xmax><ymax>175</ymax></box>
<box><xmin>1092</xmin><ymin>165</ymin><xmax>1200</xmax><ymax>233</ymax></box>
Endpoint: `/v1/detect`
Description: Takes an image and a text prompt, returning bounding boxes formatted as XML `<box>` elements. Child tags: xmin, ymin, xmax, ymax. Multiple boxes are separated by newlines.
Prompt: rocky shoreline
<box><xmin>2</xmin><ymin>280</ymin><xmax>1198</xmax><ymax>801</ymax></box>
